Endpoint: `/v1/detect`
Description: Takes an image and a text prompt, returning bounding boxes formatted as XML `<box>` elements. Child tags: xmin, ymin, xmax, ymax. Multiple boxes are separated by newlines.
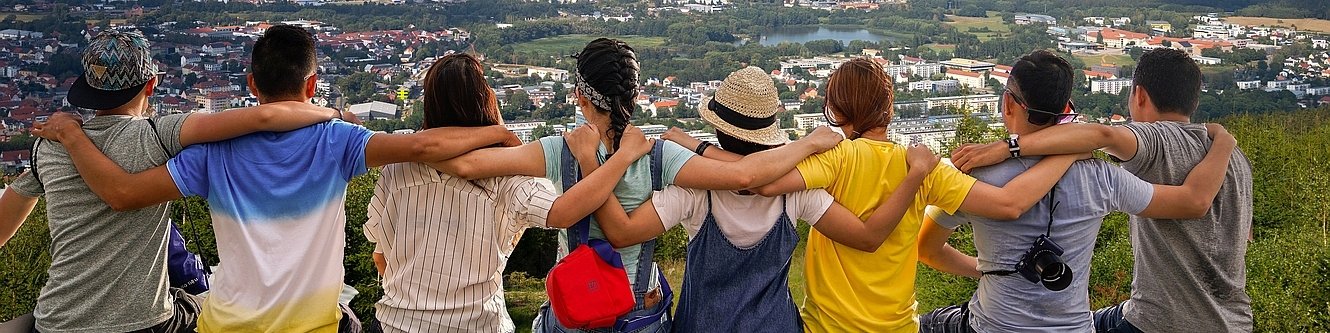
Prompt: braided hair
<box><xmin>574</xmin><ymin>38</ymin><xmax>640</xmax><ymax>152</ymax></box>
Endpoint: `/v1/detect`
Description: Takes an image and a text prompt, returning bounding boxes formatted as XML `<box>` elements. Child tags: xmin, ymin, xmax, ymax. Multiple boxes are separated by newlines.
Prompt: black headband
<box><xmin>710</xmin><ymin>99</ymin><xmax>776</xmax><ymax>130</ymax></box>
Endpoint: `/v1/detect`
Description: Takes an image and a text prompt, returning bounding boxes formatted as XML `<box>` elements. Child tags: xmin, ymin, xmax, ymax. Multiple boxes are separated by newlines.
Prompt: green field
<box><xmin>0</xmin><ymin>12</ymin><xmax>42</xmax><ymax>22</ymax></box>
<box><xmin>1074</xmin><ymin>53</ymin><xmax>1136</xmax><ymax>67</ymax></box>
<box><xmin>945</xmin><ymin>11</ymin><xmax>1011</xmax><ymax>42</ymax></box>
<box><xmin>512</xmin><ymin>34</ymin><xmax>668</xmax><ymax>55</ymax></box>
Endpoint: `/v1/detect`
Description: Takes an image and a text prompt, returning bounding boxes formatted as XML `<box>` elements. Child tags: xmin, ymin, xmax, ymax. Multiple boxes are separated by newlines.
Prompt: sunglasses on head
<box><xmin>1004</xmin><ymin>88</ymin><xmax>1079</xmax><ymax>125</ymax></box>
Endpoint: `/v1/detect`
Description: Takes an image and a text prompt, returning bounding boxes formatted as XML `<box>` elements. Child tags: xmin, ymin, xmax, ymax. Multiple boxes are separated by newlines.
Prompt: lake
<box><xmin>755</xmin><ymin>26</ymin><xmax>897</xmax><ymax>46</ymax></box>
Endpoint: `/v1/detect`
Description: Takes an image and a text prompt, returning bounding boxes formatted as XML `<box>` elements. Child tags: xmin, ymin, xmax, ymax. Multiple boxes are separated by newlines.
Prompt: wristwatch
<box><xmin>694</xmin><ymin>141</ymin><xmax>712</xmax><ymax>155</ymax></box>
<box><xmin>1006</xmin><ymin>134</ymin><xmax>1021</xmax><ymax>158</ymax></box>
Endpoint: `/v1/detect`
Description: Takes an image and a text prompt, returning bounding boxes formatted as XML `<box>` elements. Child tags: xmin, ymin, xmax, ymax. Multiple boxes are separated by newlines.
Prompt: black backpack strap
<box><xmin>144</xmin><ymin>118</ymin><xmax>171</xmax><ymax>158</ymax></box>
<box><xmin>28</xmin><ymin>139</ymin><xmax>41</xmax><ymax>184</ymax></box>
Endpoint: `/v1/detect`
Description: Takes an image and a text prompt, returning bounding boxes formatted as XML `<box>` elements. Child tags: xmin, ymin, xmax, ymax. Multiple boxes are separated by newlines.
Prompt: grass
<box><xmin>1227</xmin><ymin>16</ymin><xmax>1330</xmax><ymax>33</ymax></box>
<box><xmin>511</xmin><ymin>34</ymin><xmax>667</xmax><ymax>55</ymax></box>
<box><xmin>1073</xmin><ymin>53</ymin><xmax>1136</xmax><ymax>68</ymax></box>
<box><xmin>945</xmin><ymin>11</ymin><xmax>1011</xmax><ymax>42</ymax></box>
<box><xmin>0</xmin><ymin>12</ymin><xmax>42</xmax><ymax>22</ymax></box>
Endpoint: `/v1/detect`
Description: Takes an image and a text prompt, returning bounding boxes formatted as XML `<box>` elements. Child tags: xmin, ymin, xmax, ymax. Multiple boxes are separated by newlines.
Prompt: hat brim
<box><xmin>698</xmin><ymin>96</ymin><xmax>790</xmax><ymax>146</ymax></box>
<box><xmin>67</xmin><ymin>75</ymin><xmax>147</xmax><ymax>110</ymax></box>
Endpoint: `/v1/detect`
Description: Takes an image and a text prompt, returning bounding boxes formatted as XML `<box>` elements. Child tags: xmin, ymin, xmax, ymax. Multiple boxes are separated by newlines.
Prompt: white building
<box><xmin>911</xmin><ymin>63</ymin><xmax>944</xmax><ymax>78</ymax></box>
<box><xmin>1090</xmin><ymin>78</ymin><xmax>1134</xmax><ymax>94</ymax></box>
<box><xmin>348</xmin><ymin>101</ymin><xmax>398</xmax><ymax>120</ymax></box>
<box><xmin>527</xmin><ymin>66</ymin><xmax>570</xmax><ymax>81</ymax></box>
<box><xmin>1236</xmin><ymin>80</ymin><xmax>1262</xmax><ymax>90</ymax></box>
<box><xmin>1192</xmin><ymin>56</ymin><xmax>1223</xmax><ymax>65</ymax></box>
<box><xmin>1306</xmin><ymin>86</ymin><xmax>1330</xmax><ymax>96</ymax></box>
<box><xmin>1014</xmin><ymin>14</ymin><xmax>1057</xmax><ymax>25</ymax></box>
<box><xmin>793</xmin><ymin>113</ymin><xmax>827</xmax><ymax>131</ymax></box>
<box><xmin>504</xmin><ymin>121</ymin><xmax>546</xmax><ymax>143</ymax></box>
<box><xmin>925</xmin><ymin>94</ymin><xmax>1000</xmax><ymax>116</ymax></box>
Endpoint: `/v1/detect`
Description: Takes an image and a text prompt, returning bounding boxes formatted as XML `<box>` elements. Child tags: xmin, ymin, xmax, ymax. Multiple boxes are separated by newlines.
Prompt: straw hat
<box><xmin>699</xmin><ymin>66</ymin><xmax>789</xmax><ymax>146</ymax></box>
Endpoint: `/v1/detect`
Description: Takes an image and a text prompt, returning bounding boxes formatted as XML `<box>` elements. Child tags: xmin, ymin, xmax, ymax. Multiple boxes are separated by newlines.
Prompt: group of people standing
<box><xmin>0</xmin><ymin>22</ymin><xmax>1250</xmax><ymax>333</ymax></box>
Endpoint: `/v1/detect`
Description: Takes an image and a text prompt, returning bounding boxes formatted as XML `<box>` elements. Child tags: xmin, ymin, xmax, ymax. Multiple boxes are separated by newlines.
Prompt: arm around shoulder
<box><xmin>1136</xmin><ymin>130</ymin><xmax>1236</xmax><ymax>219</ymax></box>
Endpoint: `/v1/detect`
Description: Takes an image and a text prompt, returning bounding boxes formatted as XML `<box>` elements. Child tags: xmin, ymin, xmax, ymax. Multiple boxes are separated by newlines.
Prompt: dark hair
<box><xmin>421</xmin><ymin>53</ymin><xmax>500</xmax><ymax>129</ymax></box>
<box><xmin>1010</xmin><ymin>50</ymin><xmax>1075</xmax><ymax>126</ymax></box>
<box><xmin>575</xmin><ymin>38</ymin><xmax>639</xmax><ymax>152</ymax></box>
<box><xmin>716</xmin><ymin>131</ymin><xmax>780</xmax><ymax>156</ymax></box>
<box><xmin>251</xmin><ymin>25</ymin><xmax>317</xmax><ymax>99</ymax></box>
<box><xmin>825</xmin><ymin>58</ymin><xmax>893</xmax><ymax>139</ymax></box>
<box><xmin>1133</xmin><ymin>48</ymin><xmax>1201</xmax><ymax>116</ymax></box>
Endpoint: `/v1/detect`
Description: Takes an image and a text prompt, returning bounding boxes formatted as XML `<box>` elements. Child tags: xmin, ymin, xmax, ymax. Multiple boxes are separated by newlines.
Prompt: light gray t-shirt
<box><xmin>10</xmin><ymin>114</ymin><xmax>188</xmax><ymax>333</ymax></box>
<box><xmin>932</xmin><ymin>157</ymin><xmax>1153</xmax><ymax>333</ymax></box>
<box><xmin>1120</xmin><ymin>121</ymin><xmax>1254</xmax><ymax>333</ymax></box>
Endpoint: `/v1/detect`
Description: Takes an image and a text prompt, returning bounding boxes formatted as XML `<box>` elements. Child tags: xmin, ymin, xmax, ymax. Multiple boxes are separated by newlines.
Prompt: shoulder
<box><xmin>964</xmin><ymin>157</ymin><xmax>1031</xmax><ymax>183</ymax></box>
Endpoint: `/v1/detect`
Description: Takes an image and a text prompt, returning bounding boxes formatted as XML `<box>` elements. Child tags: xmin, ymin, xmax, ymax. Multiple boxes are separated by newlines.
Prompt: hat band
<box><xmin>710</xmin><ymin>99</ymin><xmax>776</xmax><ymax>130</ymax></box>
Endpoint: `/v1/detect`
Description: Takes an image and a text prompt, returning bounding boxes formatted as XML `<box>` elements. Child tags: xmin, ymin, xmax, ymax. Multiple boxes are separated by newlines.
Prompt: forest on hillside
<box><xmin>2</xmin><ymin>108</ymin><xmax>1329</xmax><ymax>331</ymax></box>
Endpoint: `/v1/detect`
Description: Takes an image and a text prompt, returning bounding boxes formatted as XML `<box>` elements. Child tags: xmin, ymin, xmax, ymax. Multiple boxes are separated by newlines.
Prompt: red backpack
<box><xmin>544</xmin><ymin>140</ymin><xmax>669</xmax><ymax>330</ymax></box>
<box><xmin>545</xmin><ymin>238</ymin><xmax>635</xmax><ymax>329</ymax></box>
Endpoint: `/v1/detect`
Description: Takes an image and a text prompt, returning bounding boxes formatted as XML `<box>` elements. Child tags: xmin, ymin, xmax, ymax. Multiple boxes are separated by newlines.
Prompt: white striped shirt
<box><xmin>364</xmin><ymin>162</ymin><xmax>558</xmax><ymax>333</ymax></box>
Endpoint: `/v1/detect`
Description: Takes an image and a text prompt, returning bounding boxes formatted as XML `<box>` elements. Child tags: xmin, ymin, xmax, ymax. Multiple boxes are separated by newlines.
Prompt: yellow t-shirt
<box><xmin>796</xmin><ymin>139</ymin><xmax>977</xmax><ymax>333</ymax></box>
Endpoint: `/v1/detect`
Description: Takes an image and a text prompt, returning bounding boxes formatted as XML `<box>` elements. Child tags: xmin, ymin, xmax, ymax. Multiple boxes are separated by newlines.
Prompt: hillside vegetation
<box><xmin>2</xmin><ymin>109</ymin><xmax>1329</xmax><ymax>331</ymax></box>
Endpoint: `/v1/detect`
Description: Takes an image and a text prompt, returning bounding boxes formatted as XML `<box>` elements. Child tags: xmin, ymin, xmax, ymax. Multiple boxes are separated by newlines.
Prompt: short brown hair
<box><xmin>824</xmin><ymin>58</ymin><xmax>894</xmax><ymax>139</ymax></box>
<box><xmin>421</xmin><ymin>53</ymin><xmax>501</xmax><ymax>129</ymax></box>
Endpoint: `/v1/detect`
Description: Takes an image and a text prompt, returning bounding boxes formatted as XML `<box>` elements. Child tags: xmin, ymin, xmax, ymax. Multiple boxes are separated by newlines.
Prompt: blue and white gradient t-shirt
<box><xmin>166</xmin><ymin>119</ymin><xmax>373</xmax><ymax>333</ymax></box>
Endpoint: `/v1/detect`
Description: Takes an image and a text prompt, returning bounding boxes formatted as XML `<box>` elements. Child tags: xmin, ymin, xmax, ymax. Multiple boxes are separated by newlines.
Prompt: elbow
<box><xmin>991</xmin><ymin>205</ymin><xmax>1023</xmax><ymax>221</ymax></box>
<box><xmin>732</xmin><ymin>174</ymin><xmax>756</xmax><ymax>190</ymax></box>
<box><xmin>447</xmin><ymin>163</ymin><xmax>481</xmax><ymax>180</ymax></box>
<box><xmin>604</xmin><ymin>233</ymin><xmax>635</xmax><ymax>249</ymax></box>
<box><xmin>1182</xmin><ymin>199</ymin><xmax>1214</xmax><ymax>219</ymax></box>
<box><xmin>847</xmin><ymin>239</ymin><xmax>882</xmax><ymax>253</ymax></box>
<box><xmin>105</xmin><ymin>196</ymin><xmax>142</xmax><ymax>212</ymax></box>
<box><xmin>751</xmin><ymin>184</ymin><xmax>780</xmax><ymax>197</ymax></box>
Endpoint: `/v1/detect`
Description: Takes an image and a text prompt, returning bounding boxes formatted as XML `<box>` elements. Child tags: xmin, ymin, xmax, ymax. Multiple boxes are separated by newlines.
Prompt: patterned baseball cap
<box><xmin>67</xmin><ymin>31</ymin><xmax>158</xmax><ymax>110</ymax></box>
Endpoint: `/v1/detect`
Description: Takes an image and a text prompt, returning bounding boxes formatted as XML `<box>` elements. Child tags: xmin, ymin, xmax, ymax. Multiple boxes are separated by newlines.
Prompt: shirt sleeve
<box><xmin>658</xmin><ymin>140</ymin><xmax>696</xmax><ymax>186</ymax></box>
<box><xmin>795</xmin><ymin>142</ymin><xmax>847</xmax><ymax>190</ymax></box>
<box><xmin>500</xmin><ymin>176</ymin><xmax>558</xmax><ymax>230</ymax></box>
<box><xmin>538</xmin><ymin>136</ymin><xmax>565</xmax><ymax>191</ymax></box>
<box><xmin>1105</xmin><ymin>164</ymin><xmax>1155</xmax><ymax>215</ymax></box>
<box><xmin>1121</xmin><ymin>123</ymin><xmax>1160</xmax><ymax>171</ymax></box>
<box><xmin>651</xmin><ymin>186</ymin><xmax>700</xmax><ymax>232</ymax></box>
<box><xmin>924</xmin><ymin>163</ymin><xmax>979</xmax><ymax>215</ymax></box>
<box><xmin>152</xmin><ymin>114</ymin><xmax>190</xmax><ymax>156</ymax></box>
<box><xmin>928</xmin><ymin>205</ymin><xmax>971</xmax><ymax>230</ymax></box>
<box><xmin>791</xmin><ymin>189</ymin><xmax>835</xmax><ymax>226</ymax></box>
<box><xmin>9</xmin><ymin>170</ymin><xmax>42</xmax><ymax>197</ymax></box>
<box><xmin>363</xmin><ymin>164</ymin><xmax>396</xmax><ymax>253</ymax></box>
<box><xmin>333</xmin><ymin>121</ymin><xmax>375</xmax><ymax>180</ymax></box>
<box><xmin>166</xmin><ymin>145</ymin><xmax>210</xmax><ymax>198</ymax></box>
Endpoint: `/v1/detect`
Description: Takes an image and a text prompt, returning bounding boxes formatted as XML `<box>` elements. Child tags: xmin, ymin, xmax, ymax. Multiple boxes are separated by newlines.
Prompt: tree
<box><xmin>338</xmin><ymin>72</ymin><xmax>380</xmax><ymax>104</ymax></box>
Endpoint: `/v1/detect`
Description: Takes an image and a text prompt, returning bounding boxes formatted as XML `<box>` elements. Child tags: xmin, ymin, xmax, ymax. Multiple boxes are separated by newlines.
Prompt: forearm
<box><xmin>962</xmin><ymin>154</ymin><xmax>1078</xmax><ymax>220</ymax></box>
<box><xmin>181</xmin><ymin>102</ymin><xmax>334</xmax><ymax>146</ymax></box>
<box><xmin>417</xmin><ymin>126</ymin><xmax>512</xmax><ymax>162</ymax></box>
<box><xmin>372</xmin><ymin>252</ymin><xmax>386</xmax><ymax>277</ymax></box>
<box><xmin>589</xmin><ymin>195</ymin><xmax>646</xmax><ymax>248</ymax></box>
<box><xmin>549</xmin><ymin>155</ymin><xmax>636</xmax><ymax>228</ymax></box>
<box><xmin>60</xmin><ymin>135</ymin><xmax>147</xmax><ymax>209</ymax></box>
<box><xmin>700</xmin><ymin>144</ymin><xmax>743</xmax><ymax>162</ymax></box>
<box><xmin>921</xmin><ymin>244</ymin><xmax>981</xmax><ymax>279</ymax></box>
<box><xmin>0</xmin><ymin>188</ymin><xmax>38</xmax><ymax>248</ymax></box>
<box><xmin>1018</xmin><ymin>124</ymin><xmax>1116</xmax><ymax>156</ymax></box>
<box><xmin>725</xmin><ymin>141</ymin><xmax>818</xmax><ymax>190</ymax></box>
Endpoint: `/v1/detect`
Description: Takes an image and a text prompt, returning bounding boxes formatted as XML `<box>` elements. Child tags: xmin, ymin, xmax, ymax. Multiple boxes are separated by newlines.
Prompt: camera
<box><xmin>1013</xmin><ymin>235</ymin><xmax>1073</xmax><ymax>291</ymax></box>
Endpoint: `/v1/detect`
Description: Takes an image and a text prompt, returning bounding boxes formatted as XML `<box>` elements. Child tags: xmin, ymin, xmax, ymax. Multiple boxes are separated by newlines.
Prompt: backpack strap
<box><xmin>649</xmin><ymin>139</ymin><xmax>664</xmax><ymax>191</ymax></box>
<box><xmin>559</xmin><ymin>140</ymin><xmax>592</xmax><ymax>249</ymax></box>
<box><xmin>28</xmin><ymin>139</ymin><xmax>41</xmax><ymax>184</ymax></box>
<box><xmin>144</xmin><ymin>118</ymin><xmax>171</xmax><ymax>158</ymax></box>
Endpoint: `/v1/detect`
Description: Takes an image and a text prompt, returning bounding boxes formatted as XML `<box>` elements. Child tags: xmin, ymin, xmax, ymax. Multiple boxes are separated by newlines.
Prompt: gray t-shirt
<box><xmin>1120</xmin><ymin>121</ymin><xmax>1254</xmax><ymax>332</ymax></box>
<box><xmin>933</xmin><ymin>157</ymin><xmax>1153</xmax><ymax>333</ymax></box>
<box><xmin>10</xmin><ymin>114</ymin><xmax>188</xmax><ymax>333</ymax></box>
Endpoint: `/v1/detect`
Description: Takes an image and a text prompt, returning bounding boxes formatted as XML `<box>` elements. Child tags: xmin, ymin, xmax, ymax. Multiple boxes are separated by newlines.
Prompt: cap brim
<box><xmin>67</xmin><ymin>75</ymin><xmax>146</xmax><ymax>111</ymax></box>
<box><xmin>698</xmin><ymin>96</ymin><xmax>790</xmax><ymax>146</ymax></box>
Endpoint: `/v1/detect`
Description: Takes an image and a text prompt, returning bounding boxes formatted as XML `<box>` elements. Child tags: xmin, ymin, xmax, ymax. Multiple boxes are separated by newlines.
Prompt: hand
<box><xmin>499</xmin><ymin>130</ymin><xmax>522</xmax><ymax>147</ymax></box>
<box><xmin>906</xmin><ymin>143</ymin><xmax>940</xmax><ymax>176</ymax></box>
<box><xmin>661</xmin><ymin>127</ymin><xmax>700</xmax><ymax>149</ymax></box>
<box><xmin>616</xmin><ymin>125</ymin><xmax>654</xmax><ymax>160</ymax></box>
<box><xmin>951</xmin><ymin>141</ymin><xmax>1009</xmax><ymax>173</ymax></box>
<box><xmin>1211</xmin><ymin>127</ymin><xmax>1236</xmax><ymax>149</ymax></box>
<box><xmin>31</xmin><ymin>112</ymin><xmax>85</xmax><ymax>143</ymax></box>
<box><xmin>565</xmin><ymin>124</ymin><xmax>601</xmax><ymax>163</ymax></box>
<box><xmin>802</xmin><ymin>126</ymin><xmax>844</xmax><ymax>153</ymax></box>
<box><xmin>339</xmin><ymin>110</ymin><xmax>363</xmax><ymax>125</ymax></box>
<box><xmin>1204</xmin><ymin>123</ymin><xmax>1228</xmax><ymax>140</ymax></box>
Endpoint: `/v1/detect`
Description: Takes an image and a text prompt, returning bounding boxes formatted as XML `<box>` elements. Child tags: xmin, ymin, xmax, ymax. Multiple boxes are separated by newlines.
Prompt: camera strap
<box><xmin>981</xmin><ymin>184</ymin><xmax>1059</xmax><ymax>277</ymax></box>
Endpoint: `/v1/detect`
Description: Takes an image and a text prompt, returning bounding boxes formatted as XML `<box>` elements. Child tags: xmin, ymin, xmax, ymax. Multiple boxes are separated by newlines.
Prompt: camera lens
<box><xmin>1031</xmin><ymin>250</ymin><xmax>1073</xmax><ymax>291</ymax></box>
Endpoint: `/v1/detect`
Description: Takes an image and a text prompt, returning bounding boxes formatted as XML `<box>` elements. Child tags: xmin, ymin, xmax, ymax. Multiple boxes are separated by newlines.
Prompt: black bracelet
<box><xmin>1006</xmin><ymin>136</ymin><xmax>1021</xmax><ymax>158</ymax></box>
<box><xmin>694</xmin><ymin>141</ymin><xmax>712</xmax><ymax>155</ymax></box>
